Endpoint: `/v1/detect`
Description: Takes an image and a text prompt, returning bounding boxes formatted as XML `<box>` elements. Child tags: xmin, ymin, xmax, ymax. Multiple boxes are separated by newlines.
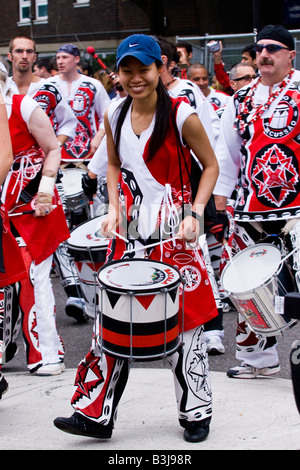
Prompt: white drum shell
<box><xmin>221</xmin><ymin>244</ymin><xmax>297</xmax><ymax>336</ymax></box>
<box><xmin>66</xmin><ymin>216</ymin><xmax>109</xmax><ymax>318</ymax></box>
<box><xmin>97</xmin><ymin>259</ymin><xmax>182</xmax><ymax>359</ymax></box>
<box><xmin>99</xmin><ymin>285</ymin><xmax>180</xmax><ymax>324</ymax></box>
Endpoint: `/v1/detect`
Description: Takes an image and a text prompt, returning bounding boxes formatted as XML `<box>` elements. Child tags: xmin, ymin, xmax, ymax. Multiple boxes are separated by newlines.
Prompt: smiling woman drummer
<box><xmin>54</xmin><ymin>34</ymin><xmax>219</xmax><ymax>443</ymax></box>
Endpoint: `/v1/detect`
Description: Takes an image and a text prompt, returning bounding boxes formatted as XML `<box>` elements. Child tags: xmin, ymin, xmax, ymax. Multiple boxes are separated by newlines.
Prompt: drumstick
<box><xmin>9</xmin><ymin>205</ymin><xmax>57</xmax><ymax>217</ymax></box>
<box><xmin>86</xmin><ymin>46</ymin><xmax>124</xmax><ymax>91</ymax></box>
<box><xmin>89</xmin><ymin>197</ymin><xmax>94</xmax><ymax>218</ymax></box>
<box><xmin>280</xmin><ymin>247</ymin><xmax>298</xmax><ymax>264</ymax></box>
<box><xmin>123</xmin><ymin>236</ymin><xmax>179</xmax><ymax>253</ymax></box>
<box><xmin>111</xmin><ymin>230</ymin><xmax>129</xmax><ymax>243</ymax></box>
<box><xmin>73</xmin><ymin>152</ymin><xmax>93</xmax><ymax>168</ymax></box>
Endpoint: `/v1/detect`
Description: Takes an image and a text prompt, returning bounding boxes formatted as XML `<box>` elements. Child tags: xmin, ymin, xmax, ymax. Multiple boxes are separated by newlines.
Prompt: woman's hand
<box><xmin>177</xmin><ymin>215</ymin><xmax>200</xmax><ymax>243</ymax></box>
<box><xmin>35</xmin><ymin>192</ymin><xmax>53</xmax><ymax>217</ymax></box>
<box><xmin>101</xmin><ymin>206</ymin><xmax>120</xmax><ymax>238</ymax></box>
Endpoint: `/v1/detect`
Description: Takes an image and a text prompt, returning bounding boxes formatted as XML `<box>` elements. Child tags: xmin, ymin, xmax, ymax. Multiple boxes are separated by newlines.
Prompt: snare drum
<box><xmin>61</xmin><ymin>168</ymin><xmax>89</xmax><ymax>213</ymax></box>
<box><xmin>220</xmin><ymin>243</ymin><xmax>297</xmax><ymax>336</ymax></box>
<box><xmin>66</xmin><ymin>216</ymin><xmax>109</xmax><ymax>318</ymax></box>
<box><xmin>97</xmin><ymin>259</ymin><xmax>182</xmax><ymax>360</ymax></box>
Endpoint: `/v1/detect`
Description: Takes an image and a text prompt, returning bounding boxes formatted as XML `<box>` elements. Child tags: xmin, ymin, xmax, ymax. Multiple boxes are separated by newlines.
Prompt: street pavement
<box><xmin>1</xmin><ymin>277</ymin><xmax>300</xmax><ymax>452</ymax></box>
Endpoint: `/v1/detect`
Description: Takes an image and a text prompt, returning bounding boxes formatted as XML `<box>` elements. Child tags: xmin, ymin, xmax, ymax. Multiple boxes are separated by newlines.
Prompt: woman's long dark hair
<box><xmin>114</xmin><ymin>71</ymin><xmax>172</xmax><ymax>161</ymax></box>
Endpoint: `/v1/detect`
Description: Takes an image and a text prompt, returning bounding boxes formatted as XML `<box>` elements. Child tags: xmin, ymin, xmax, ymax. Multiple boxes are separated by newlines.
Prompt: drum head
<box><xmin>61</xmin><ymin>168</ymin><xmax>86</xmax><ymax>196</ymax></box>
<box><xmin>66</xmin><ymin>215</ymin><xmax>109</xmax><ymax>251</ymax></box>
<box><xmin>221</xmin><ymin>243</ymin><xmax>282</xmax><ymax>294</ymax></box>
<box><xmin>98</xmin><ymin>259</ymin><xmax>181</xmax><ymax>294</ymax></box>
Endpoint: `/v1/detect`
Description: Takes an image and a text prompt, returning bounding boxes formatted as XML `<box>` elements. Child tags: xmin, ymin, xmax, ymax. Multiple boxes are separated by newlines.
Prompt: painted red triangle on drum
<box><xmin>136</xmin><ymin>294</ymin><xmax>156</xmax><ymax>310</ymax></box>
<box><xmin>76</xmin><ymin>263</ymin><xmax>83</xmax><ymax>272</ymax></box>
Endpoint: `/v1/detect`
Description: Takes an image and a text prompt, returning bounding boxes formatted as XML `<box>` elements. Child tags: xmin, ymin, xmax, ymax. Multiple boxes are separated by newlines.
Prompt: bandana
<box><xmin>57</xmin><ymin>44</ymin><xmax>80</xmax><ymax>57</ymax></box>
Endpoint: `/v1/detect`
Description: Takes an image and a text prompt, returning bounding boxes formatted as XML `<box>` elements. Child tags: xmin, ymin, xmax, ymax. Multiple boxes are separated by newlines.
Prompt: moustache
<box><xmin>260</xmin><ymin>59</ymin><xmax>274</xmax><ymax>66</ymax></box>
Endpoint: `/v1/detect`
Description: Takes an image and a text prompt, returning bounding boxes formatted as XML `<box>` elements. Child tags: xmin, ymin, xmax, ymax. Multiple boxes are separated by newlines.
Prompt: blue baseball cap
<box><xmin>116</xmin><ymin>34</ymin><xmax>162</xmax><ymax>68</ymax></box>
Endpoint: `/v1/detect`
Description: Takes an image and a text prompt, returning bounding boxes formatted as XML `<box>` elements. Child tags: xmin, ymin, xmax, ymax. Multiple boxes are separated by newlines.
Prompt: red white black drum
<box><xmin>220</xmin><ymin>243</ymin><xmax>297</xmax><ymax>337</ymax></box>
<box><xmin>66</xmin><ymin>216</ymin><xmax>109</xmax><ymax>318</ymax></box>
<box><xmin>97</xmin><ymin>259</ymin><xmax>182</xmax><ymax>360</ymax></box>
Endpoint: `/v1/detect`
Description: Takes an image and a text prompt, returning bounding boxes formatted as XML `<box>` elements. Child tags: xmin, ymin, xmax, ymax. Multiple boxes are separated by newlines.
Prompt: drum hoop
<box><xmin>98</xmin><ymin>258</ymin><xmax>182</xmax><ymax>294</ymax></box>
<box><xmin>67</xmin><ymin>215</ymin><xmax>109</xmax><ymax>250</ymax></box>
<box><xmin>220</xmin><ymin>243</ymin><xmax>282</xmax><ymax>295</ymax></box>
<box><xmin>66</xmin><ymin>242</ymin><xmax>108</xmax><ymax>251</ymax></box>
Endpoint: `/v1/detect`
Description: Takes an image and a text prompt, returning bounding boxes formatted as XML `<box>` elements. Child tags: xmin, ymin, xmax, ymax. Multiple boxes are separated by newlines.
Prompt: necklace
<box><xmin>234</xmin><ymin>68</ymin><xmax>295</xmax><ymax>134</ymax></box>
<box><xmin>165</xmin><ymin>77</ymin><xmax>176</xmax><ymax>88</ymax></box>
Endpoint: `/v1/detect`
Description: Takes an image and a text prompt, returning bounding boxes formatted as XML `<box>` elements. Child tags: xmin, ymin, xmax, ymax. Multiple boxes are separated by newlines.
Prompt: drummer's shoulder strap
<box><xmin>171</xmin><ymin>99</ymin><xmax>217</xmax><ymax>228</ymax></box>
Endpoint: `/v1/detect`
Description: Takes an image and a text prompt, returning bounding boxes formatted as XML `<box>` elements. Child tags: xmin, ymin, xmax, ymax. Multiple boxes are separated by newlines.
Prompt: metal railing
<box><xmin>176</xmin><ymin>30</ymin><xmax>300</xmax><ymax>77</ymax></box>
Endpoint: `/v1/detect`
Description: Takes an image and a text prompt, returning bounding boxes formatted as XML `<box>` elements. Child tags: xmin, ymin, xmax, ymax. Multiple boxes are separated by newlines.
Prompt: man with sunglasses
<box><xmin>214</xmin><ymin>25</ymin><xmax>300</xmax><ymax>380</ymax></box>
<box><xmin>228</xmin><ymin>63</ymin><xmax>257</xmax><ymax>93</ymax></box>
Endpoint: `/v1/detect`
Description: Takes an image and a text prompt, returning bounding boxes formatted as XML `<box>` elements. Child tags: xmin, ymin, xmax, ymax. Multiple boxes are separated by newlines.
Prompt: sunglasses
<box><xmin>254</xmin><ymin>44</ymin><xmax>291</xmax><ymax>53</ymax></box>
<box><xmin>234</xmin><ymin>74</ymin><xmax>257</xmax><ymax>82</ymax></box>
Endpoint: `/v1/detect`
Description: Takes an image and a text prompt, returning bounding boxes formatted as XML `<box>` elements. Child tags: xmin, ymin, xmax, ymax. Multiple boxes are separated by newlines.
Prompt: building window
<box><xmin>19</xmin><ymin>0</ymin><xmax>48</xmax><ymax>24</ymax></box>
<box><xmin>19</xmin><ymin>0</ymin><xmax>31</xmax><ymax>23</ymax></box>
<box><xmin>74</xmin><ymin>0</ymin><xmax>90</xmax><ymax>7</ymax></box>
<box><xmin>36</xmin><ymin>0</ymin><xmax>48</xmax><ymax>20</ymax></box>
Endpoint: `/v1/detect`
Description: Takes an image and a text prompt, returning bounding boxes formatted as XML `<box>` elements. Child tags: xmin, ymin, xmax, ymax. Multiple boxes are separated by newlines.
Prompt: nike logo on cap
<box><xmin>129</xmin><ymin>43</ymin><xmax>139</xmax><ymax>47</ymax></box>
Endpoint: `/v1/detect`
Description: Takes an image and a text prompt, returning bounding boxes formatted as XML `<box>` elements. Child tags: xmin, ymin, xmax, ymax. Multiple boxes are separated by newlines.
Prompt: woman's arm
<box><xmin>177</xmin><ymin>113</ymin><xmax>219</xmax><ymax>242</ymax></box>
<box><xmin>28</xmin><ymin>105</ymin><xmax>61</xmax><ymax>217</ymax></box>
<box><xmin>101</xmin><ymin>111</ymin><xmax>121</xmax><ymax>237</ymax></box>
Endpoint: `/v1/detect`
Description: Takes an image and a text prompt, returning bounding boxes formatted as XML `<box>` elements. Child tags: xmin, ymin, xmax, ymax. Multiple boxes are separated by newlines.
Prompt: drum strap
<box><xmin>161</xmin><ymin>184</ymin><xmax>179</xmax><ymax>240</ymax></box>
<box><xmin>172</xmin><ymin>101</ymin><xmax>217</xmax><ymax>231</ymax></box>
<box><xmin>172</xmin><ymin>102</ymin><xmax>187</xmax><ymax>221</ymax></box>
<box><xmin>250</xmin><ymin>221</ymin><xmax>264</xmax><ymax>234</ymax></box>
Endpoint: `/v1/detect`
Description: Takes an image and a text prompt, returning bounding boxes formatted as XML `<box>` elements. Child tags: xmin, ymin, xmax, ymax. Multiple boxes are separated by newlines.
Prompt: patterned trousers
<box><xmin>70</xmin><ymin>325</ymin><xmax>212</xmax><ymax>429</ymax></box>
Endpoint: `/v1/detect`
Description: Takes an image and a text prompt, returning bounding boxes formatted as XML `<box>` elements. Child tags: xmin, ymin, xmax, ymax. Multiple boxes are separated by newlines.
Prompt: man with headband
<box><xmin>7</xmin><ymin>35</ymin><xmax>77</xmax><ymax>149</ymax></box>
<box><xmin>49</xmin><ymin>43</ymin><xmax>111</xmax><ymax>321</ymax></box>
<box><xmin>51</xmin><ymin>43</ymin><xmax>110</xmax><ymax>163</ymax></box>
<box><xmin>214</xmin><ymin>25</ymin><xmax>300</xmax><ymax>381</ymax></box>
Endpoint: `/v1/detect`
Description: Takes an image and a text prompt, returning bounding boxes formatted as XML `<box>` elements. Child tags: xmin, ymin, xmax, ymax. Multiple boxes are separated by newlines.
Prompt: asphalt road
<box><xmin>3</xmin><ymin>275</ymin><xmax>300</xmax><ymax>380</ymax></box>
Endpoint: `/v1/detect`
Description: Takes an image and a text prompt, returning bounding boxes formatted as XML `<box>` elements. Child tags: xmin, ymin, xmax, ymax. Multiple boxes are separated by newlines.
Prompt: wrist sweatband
<box><xmin>38</xmin><ymin>175</ymin><xmax>56</xmax><ymax>195</ymax></box>
<box><xmin>185</xmin><ymin>209</ymin><xmax>202</xmax><ymax>224</ymax></box>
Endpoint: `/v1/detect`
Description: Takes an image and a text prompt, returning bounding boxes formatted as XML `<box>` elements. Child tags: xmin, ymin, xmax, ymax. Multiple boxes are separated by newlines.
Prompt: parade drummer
<box><xmin>214</xmin><ymin>25</ymin><xmax>300</xmax><ymax>379</ymax></box>
<box><xmin>0</xmin><ymin>57</ymin><xmax>69</xmax><ymax>376</ymax></box>
<box><xmin>54</xmin><ymin>34</ymin><xmax>219</xmax><ymax>443</ymax></box>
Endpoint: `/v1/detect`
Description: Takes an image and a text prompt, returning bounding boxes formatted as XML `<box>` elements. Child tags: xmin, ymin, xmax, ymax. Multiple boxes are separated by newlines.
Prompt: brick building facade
<box><xmin>0</xmin><ymin>0</ymin><xmax>298</xmax><ymax>61</ymax></box>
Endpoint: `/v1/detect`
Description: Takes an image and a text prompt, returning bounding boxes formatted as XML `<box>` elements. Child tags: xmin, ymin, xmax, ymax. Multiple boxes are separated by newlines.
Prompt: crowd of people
<box><xmin>0</xmin><ymin>23</ymin><xmax>300</xmax><ymax>444</ymax></box>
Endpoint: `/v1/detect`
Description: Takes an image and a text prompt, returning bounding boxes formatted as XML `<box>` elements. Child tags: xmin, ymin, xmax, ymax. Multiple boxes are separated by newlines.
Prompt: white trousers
<box><xmin>33</xmin><ymin>254</ymin><xmax>62</xmax><ymax>365</ymax></box>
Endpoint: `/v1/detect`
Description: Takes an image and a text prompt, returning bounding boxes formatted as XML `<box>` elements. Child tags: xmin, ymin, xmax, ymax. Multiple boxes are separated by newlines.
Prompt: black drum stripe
<box><xmin>100</xmin><ymin>312</ymin><xmax>179</xmax><ymax>335</ymax></box>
